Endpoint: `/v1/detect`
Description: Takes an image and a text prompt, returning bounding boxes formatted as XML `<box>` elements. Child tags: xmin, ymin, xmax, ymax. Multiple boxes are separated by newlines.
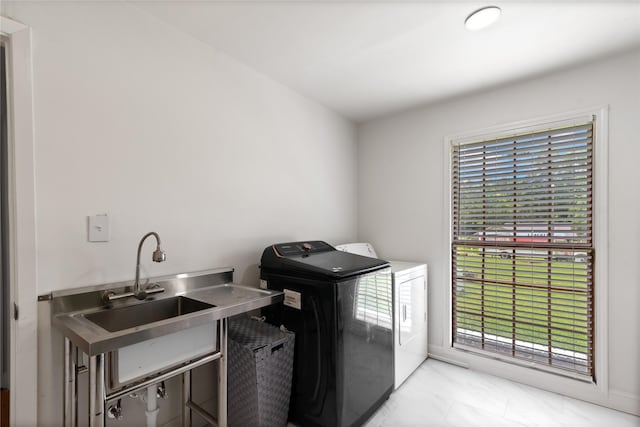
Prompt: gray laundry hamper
<box><xmin>228</xmin><ymin>316</ymin><xmax>295</xmax><ymax>427</ymax></box>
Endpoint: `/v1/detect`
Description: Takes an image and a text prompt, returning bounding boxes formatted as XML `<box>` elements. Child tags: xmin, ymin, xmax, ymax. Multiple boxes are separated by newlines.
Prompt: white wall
<box><xmin>358</xmin><ymin>49</ymin><xmax>640</xmax><ymax>414</ymax></box>
<box><xmin>1</xmin><ymin>1</ymin><xmax>357</xmax><ymax>424</ymax></box>
<box><xmin>2</xmin><ymin>1</ymin><xmax>357</xmax><ymax>294</ymax></box>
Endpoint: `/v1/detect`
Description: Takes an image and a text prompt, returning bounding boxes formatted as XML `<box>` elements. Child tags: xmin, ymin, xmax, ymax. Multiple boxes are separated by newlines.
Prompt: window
<box><xmin>450</xmin><ymin>118</ymin><xmax>594</xmax><ymax>378</ymax></box>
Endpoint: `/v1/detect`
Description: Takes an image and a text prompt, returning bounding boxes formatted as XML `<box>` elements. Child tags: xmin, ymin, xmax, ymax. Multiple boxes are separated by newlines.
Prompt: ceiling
<box><xmin>131</xmin><ymin>1</ymin><xmax>640</xmax><ymax>122</ymax></box>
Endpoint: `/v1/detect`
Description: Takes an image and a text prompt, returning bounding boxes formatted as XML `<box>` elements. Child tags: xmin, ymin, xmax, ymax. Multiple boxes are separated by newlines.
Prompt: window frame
<box><xmin>444</xmin><ymin>106</ymin><xmax>609</xmax><ymax>385</ymax></box>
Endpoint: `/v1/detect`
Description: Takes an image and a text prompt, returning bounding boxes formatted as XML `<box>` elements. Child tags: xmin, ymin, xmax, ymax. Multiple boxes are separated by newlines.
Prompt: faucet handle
<box><xmin>102</xmin><ymin>290</ymin><xmax>135</xmax><ymax>304</ymax></box>
<box><xmin>102</xmin><ymin>284</ymin><xmax>165</xmax><ymax>303</ymax></box>
<box><xmin>143</xmin><ymin>283</ymin><xmax>165</xmax><ymax>296</ymax></box>
<box><xmin>133</xmin><ymin>284</ymin><xmax>164</xmax><ymax>300</ymax></box>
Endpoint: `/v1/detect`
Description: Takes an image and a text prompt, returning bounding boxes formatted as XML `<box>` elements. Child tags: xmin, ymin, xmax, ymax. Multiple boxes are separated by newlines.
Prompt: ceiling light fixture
<box><xmin>465</xmin><ymin>6</ymin><xmax>502</xmax><ymax>31</ymax></box>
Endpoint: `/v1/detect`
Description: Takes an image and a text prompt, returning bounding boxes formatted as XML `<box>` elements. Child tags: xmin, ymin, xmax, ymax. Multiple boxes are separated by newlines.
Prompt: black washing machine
<box><xmin>260</xmin><ymin>241</ymin><xmax>393</xmax><ymax>427</ymax></box>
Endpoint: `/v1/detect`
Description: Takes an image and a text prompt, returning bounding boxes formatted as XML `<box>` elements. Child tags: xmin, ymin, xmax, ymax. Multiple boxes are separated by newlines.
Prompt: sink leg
<box><xmin>63</xmin><ymin>338</ymin><xmax>68</xmax><ymax>426</ymax></box>
<box><xmin>63</xmin><ymin>338</ymin><xmax>77</xmax><ymax>427</ymax></box>
<box><xmin>88</xmin><ymin>354</ymin><xmax>105</xmax><ymax>427</ymax></box>
<box><xmin>218</xmin><ymin>318</ymin><xmax>227</xmax><ymax>427</ymax></box>
<box><xmin>182</xmin><ymin>371</ymin><xmax>191</xmax><ymax>427</ymax></box>
<box><xmin>73</xmin><ymin>347</ymin><xmax>78</xmax><ymax>427</ymax></box>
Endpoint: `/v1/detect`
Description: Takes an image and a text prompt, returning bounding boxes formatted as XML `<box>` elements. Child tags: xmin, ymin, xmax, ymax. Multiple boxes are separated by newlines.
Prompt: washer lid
<box><xmin>261</xmin><ymin>241</ymin><xmax>389</xmax><ymax>279</ymax></box>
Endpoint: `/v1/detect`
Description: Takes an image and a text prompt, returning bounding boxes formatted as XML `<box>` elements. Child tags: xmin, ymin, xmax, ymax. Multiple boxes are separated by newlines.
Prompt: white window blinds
<box><xmin>451</xmin><ymin>120</ymin><xmax>594</xmax><ymax>378</ymax></box>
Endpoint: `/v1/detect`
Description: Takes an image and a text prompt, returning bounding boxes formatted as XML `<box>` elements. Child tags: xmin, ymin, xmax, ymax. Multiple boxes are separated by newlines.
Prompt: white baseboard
<box><xmin>427</xmin><ymin>351</ymin><xmax>469</xmax><ymax>369</ymax></box>
<box><xmin>609</xmin><ymin>389</ymin><xmax>640</xmax><ymax>417</ymax></box>
<box><xmin>428</xmin><ymin>345</ymin><xmax>640</xmax><ymax>417</ymax></box>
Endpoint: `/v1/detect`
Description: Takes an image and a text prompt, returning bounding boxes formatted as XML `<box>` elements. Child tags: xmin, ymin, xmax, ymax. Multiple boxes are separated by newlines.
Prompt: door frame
<box><xmin>0</xmin><ymin>16</ymin><xmax>38</xmax><ymax>426</ymax></box>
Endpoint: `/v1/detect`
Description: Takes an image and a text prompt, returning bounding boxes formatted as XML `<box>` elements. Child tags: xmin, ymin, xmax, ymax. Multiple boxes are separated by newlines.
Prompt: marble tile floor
<box><xmin>364</xmin><ymin>359</ymin><xmax>640</xmax><ymax>427</ymax></box>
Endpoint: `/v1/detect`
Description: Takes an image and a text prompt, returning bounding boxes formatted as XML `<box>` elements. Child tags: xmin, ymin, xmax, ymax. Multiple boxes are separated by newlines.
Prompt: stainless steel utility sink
<box><xmin>84</xmin><ymin>296</ymin><xmax>214</xmax><ymax>332</ymax></box>
<box><xmin>52</xmin><ymin>269</ymin><xmax>284</xmax><ymax>396</ymax></box>
<box><xmin>82</xmin><ymin>296</ymin><xmax>218</xmax><ymax>387</ymax></box>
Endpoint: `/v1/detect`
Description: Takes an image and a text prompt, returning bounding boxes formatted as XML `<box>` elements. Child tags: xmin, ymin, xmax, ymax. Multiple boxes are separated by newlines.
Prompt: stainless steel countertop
<box><xmin>52</xmin><ymin>269</ymin><xmax>283</xmax><ymax>356</ymax></box>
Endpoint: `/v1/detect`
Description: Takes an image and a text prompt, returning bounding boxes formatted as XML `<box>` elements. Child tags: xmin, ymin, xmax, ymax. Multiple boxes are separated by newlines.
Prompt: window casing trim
<box><xmin>443</xmin><ymin>106</ymin><xmax>608</xmax><ymax>391</ymax></box>
<box><xmin>449</xmin><ymin>114</ymin><xmax>595</xmax><ymax>147</ymax></box>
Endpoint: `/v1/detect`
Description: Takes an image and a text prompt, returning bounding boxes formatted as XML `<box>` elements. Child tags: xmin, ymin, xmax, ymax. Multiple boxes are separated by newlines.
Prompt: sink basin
<box><xmin>84</xmin><ymin>296</ymin><xmax>218</xmax><ymax>387</ymax></box>
<box><xmin>51</xmin><ymin>269</ymin><xmax>285</xmax><ymax>394</ymax></box>
<box><xmin>84</xmin><ymin>296</ymin><xmax>214</xmax><ymax>332</ymax></box>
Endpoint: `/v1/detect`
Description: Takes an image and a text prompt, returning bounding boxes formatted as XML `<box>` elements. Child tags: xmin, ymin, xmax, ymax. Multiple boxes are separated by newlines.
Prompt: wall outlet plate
<box><xmin>88</xmin><ymin>214</ymin><xmax>109</xmax><ymax>242</ymax></box>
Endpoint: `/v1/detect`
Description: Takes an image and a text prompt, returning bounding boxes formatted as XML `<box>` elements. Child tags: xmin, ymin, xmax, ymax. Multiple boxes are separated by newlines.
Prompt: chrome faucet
<box><xmin>102</xmin><ymin>232</ymin><xmax>166</xmax><ymax>303</ymax></box>
<box><xmin>133</xmin><ymin>232</ymin><xmax>166</xmax><ymax>300</ymax></box>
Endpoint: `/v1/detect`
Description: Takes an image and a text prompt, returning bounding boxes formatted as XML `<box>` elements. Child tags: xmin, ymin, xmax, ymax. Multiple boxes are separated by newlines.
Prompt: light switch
<box><xmin>88</xmin><ymin>214</ymin><xmax>110</xmax><ymax>242</ymax></box>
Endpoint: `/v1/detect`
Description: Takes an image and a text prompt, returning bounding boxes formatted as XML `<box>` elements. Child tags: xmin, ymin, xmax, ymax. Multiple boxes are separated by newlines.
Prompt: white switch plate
<box><xmin>88</xmin><ymin>214</ymin><xmax>109</xmax><ymax>242</ymax></box>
